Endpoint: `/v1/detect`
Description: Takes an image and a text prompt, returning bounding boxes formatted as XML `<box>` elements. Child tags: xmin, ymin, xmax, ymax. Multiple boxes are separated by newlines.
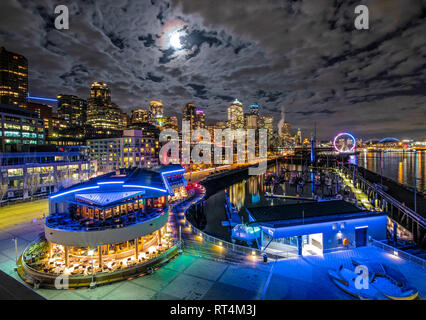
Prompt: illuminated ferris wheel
<box><xmin>333</xmin><ymin>132</ymin><xmax>356</xmax><ymax>153</ymax></box>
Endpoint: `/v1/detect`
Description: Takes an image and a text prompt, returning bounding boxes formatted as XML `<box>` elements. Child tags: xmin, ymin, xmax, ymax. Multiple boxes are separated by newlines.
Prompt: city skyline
<box><xmin>0</xmin><ymin>1</ymin><xmax>425</xmax><ymax>140</ymax></box>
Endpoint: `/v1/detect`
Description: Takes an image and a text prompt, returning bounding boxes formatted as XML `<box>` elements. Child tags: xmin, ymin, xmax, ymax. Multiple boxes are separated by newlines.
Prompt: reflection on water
<box><xmin>203</xmin><ymin>163</ymin><xmax>334</xmax><ymax>238</ymax></box>
<box><xmin>357</xmin><ymin>151</ymin><xmax>425</xmax><ymax>193</ymax></box>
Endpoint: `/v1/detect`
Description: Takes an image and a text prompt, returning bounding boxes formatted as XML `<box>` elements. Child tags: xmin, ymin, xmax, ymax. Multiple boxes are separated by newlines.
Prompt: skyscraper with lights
<box><xmin>0</xmin><ymin>47</ymin><xmax>28</xmax><ymax>109</ymax></box>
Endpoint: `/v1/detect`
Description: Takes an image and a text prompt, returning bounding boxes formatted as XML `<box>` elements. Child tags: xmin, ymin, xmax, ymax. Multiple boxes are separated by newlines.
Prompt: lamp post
<box><xmin>12</xmin><ymin>237</ymin><xmax>18</xmax><ymax>271</ymax></box>
<box><xmin>88</xmin><ymin>248</ymin><xmax>96</xmax><ymax>289</ymax></box>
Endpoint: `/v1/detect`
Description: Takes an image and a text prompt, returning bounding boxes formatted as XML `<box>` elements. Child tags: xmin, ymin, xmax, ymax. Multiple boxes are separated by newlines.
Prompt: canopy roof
<box><xmin>49</xmin><ymin>165</ymin><xmax>187</xmax><ymax>207</ymax></box>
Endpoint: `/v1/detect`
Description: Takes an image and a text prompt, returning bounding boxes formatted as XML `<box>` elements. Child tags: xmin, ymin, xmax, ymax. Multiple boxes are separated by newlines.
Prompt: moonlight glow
<box><xmin>170</xmin><ymin>31</ymin><xmax>183</xmax><ymax>49</ymax></box>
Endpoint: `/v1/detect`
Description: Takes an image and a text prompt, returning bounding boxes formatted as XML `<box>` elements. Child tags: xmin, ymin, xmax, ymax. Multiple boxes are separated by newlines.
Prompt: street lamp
<box><xmin>88</xmin><ymin>248</ymin><xmax>96</xmax><ymax>289</ymax></box>
<box><xmin>12</xmin><ymin>238</ymin><xmax>18</xmax><ymax>271</ymax></box>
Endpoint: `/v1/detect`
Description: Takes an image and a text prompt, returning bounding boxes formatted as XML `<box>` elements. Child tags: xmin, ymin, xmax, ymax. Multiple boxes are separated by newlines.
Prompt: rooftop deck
<box><xmin>45</xmin><ymin>208</ymin><xmax>166</xmax><ymax>232</ymax></box>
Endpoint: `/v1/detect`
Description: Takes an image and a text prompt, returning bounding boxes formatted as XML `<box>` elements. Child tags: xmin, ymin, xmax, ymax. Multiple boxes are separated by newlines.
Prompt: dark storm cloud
<box><xmin>0</xmin><ymin>0</ymin><xmax>425</xmax><ymax>138</ymax></box>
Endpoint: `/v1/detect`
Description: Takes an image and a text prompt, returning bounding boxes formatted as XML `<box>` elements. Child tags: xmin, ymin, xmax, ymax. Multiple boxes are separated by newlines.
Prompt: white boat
<box><xmin>351</xmin><ymin>258</ymin><xmax>418</xmax><ymax>300</ymax></box>
<box><xmin>328</xmin><ymin>265</ymin><xmax>386</xmax><ymax>300</ymax></box>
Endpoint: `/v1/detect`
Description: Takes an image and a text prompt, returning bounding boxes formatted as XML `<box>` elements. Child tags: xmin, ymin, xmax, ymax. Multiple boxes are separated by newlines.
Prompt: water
<box><xmin>356</xmin><ymin>151</ymin><xmax>426</xmax><ymax>193</ymax></box>
<box><xmin>202</xmin><ymin>164</ymin><xmax>335</xmax><ymax>239</ymax></box>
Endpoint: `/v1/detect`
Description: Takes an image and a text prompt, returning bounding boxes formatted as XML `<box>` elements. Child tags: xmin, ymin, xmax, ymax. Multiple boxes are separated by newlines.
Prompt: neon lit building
<box><xmin>19</xmin><ymin>165</ymin><xmax>187</xmax><ymax>288</ymax></box>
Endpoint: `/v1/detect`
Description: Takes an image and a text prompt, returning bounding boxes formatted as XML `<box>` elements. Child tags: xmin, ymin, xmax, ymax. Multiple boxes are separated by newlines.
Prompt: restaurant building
<box><xmin>19</xmin><ymin>165</ymin><xmax>187</xmax><ymax>288</ymax></box>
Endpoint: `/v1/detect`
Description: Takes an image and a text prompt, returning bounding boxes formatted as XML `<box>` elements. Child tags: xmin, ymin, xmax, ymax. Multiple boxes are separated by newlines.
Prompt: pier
<box><xmin>341</xmin><ymin>165</ymin><xmax>425</xmax><ymax>247</ymax></box>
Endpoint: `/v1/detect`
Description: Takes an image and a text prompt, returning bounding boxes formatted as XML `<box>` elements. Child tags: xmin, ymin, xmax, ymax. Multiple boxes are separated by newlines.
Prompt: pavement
<box><xmin>0</xmin><ymin>200</ymin><xmax>48</xmax><ymax>229</ymax></box>
<box><xmin>0</xmin><ymin>191</ymin><xmax>424</xmax><ymax>300</ymax></box>
<box><xmin>0</xmin><ymin>218</ymin><xmax>425</xmax><ymax>299</ymax></box>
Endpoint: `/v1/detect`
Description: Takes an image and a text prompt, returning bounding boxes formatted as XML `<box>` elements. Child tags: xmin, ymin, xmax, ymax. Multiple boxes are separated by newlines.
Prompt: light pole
<box><xmin>413</xmin><ymin>150</ymin><xmax>420</xmax><ymax>213</ymax></box>
<box><xmin>88</xmin><ymin>248</ymin><xmax>96</xmax><ymax>289</ymax></box>
<box><xmin>12</xmin><ymin>238</ymin><xmax>18</xmax><ymax>270</ymax></box>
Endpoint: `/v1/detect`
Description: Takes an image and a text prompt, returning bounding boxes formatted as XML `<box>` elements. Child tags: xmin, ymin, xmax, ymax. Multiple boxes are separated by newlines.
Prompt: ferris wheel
<box><xmin>333</xmin><ymin>132</ymin><xmax>356</xmax><ymax>153</ymax></box>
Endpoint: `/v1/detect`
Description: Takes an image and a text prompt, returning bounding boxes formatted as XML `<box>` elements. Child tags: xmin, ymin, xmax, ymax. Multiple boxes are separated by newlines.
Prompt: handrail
<box><xmin>181</xmin><ymin>186</ymin><xmax>296</xmax><ymax>260</ymax></box>
<box><xmin>369</xmin><ymin>238</ymin><xmax>426</xmax><ymax>269</ymax></box>
<box><xmin>341</xmin><ymin>166</ymin><xmax>426</xmax><ymax>227</ymax></box>
<box><xmin>45</xmin><ymin>208</ymin><xmax>167</xmax><ymax>232</ymax></box>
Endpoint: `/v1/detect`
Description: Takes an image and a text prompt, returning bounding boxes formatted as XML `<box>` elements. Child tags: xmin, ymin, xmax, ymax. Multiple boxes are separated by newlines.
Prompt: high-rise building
<box><xmin>260</xmin><ymin>115</ymin><xmax>274</xmax><ymax>137</ymax></box>
<box><xmin>121</xmin><ymin>112</ymin><xmax>129</xmax><ymax>128</ymax></box>
<box><xmin>245</xmin><ymin>113</ymin><xmax>258</xmax><ymax>130</ymax></box>
<box><xmin>0</xmin><ymin>104</ymin><xmax>45</xmax><ymax>152</ymax></box>
<box><xmin>165</xmin><ymin>116</ymin><xmax>178</xmax><ymax>131</ymax></box>
<box><xmin>57</xmin><ymin>94</ymin><xmax>87</xmax><ymax>127</ymax></box>
<box><xmin>216</xmin><ymin>121</ymin><xmax>227</xmax><ymax>130</ymax></box>
<box><xmin>87</xmin><ymin>129</ymin><xmax>159</xmax><ymax>173</ymax></box>
<box><xmin>183</xmin><ymin>103</ymin><xmax>196</xmax><ymax>130</ymax></box>
<box><xmin>149</xmin><ymin>100</ymin><xmax>164</xmax><ymax>126</ymax></box>
<box><xmin>280</xmin><ymin>122</ymin><xmax>292</xmax><ymax>137</ymax></box>
<box><xmin>227</xmin><ymin>99</ymin><xmax>244</xmax><ymax>129</ymax></box>
<box><xmin>195</xmin><ymin>109</ymin><xmax>205</xmax><ymax>129</ymax></box>
<box><xmin>297</xmin><ymin>128</ymin><xmax>302</xmax><ymax>144</ymax></box>
<box><xmin>86</xmin><ymin>82</ymin><xmax>122</xmax><ymax>131</ymax></box>
<box><xmin>249</xmin><ymin>104</ymin><xmax>259</xmax><ymax>116</ymax></box>
<box><xmin>0</xmin><ymin>47</ymin><xmax>28</xmax><ymax>109</ymax></box>
<box><xmin>130</xmin><ymin>109</ymin><xmax>149</xmax><ymax>124</ymax></box>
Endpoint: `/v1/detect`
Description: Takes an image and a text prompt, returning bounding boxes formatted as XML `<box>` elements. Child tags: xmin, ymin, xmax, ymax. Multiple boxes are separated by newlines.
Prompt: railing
<box><xmin>181</xmin><ymin>186</ymin><xmax>296</xmax><ymax>260</ymax></box>
<box><xmin>341</xmin><ymin>166</ymin><xmax>426</xmax><ymax>228</ymax></box>
<box><xmin>187</xmin><ymin>223</ymin><xmax>295</xmax><ymax>260</ymax></box>
<box><xmin>369</xmin><ymin>238</ymin><xmax>426</xmax><ymax>269</ymax></box>
<box><xmin>45</xmin><ymin>208</ymin><xmax>166</xmax><ymax>232</ymax></box>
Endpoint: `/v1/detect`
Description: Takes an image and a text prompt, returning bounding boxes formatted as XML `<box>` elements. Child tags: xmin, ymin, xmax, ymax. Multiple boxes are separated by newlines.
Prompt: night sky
<box><xmin>0</xmin><ymin>0</ymin><xmax>425</xmax><ymax>140</ymax></box>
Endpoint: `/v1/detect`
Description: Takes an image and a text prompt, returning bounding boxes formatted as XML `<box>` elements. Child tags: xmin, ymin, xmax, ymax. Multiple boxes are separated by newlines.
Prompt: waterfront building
<box><xmin>57</xmin><ymin>94</ymin><xmax>87</xmax><ymax>128</ymax></box>
<box><xmin>0</xmin><ymin>104</ymin><xmax>44</xmax><ymax>152</ymax></box>
<box><xmin>19</xmin><ymin>165</ymin><xmax>187</xmax><ymax>288</ymax></box>
<box><xmin>0</xmin><ymin>47</ymin><xmax>28</xmax><ymax>109</ymax></box>
<box><xmin>130</xmin><ymin>109</ymin><xmax>149</xmax><ymax>124</ymax></box>
<box><xmin>87</xmin><ymin>129</ymin><xmax>159</xmax><ymax>174</ymax></box>
<box><xmin>227</xmin><ymin>99</ymin><xmax>244</xmax><ymax>129</ymax></box>
<box><xmin>86</xmin><ymin>82</ymin><xmax>122</xmax><ymax>131</ymax></box>
<box><xmin>0</xmin><ymin>146</ymin><xmax>95</xmax><ymax>201</ymax></box>
<box><xmin>149</xmin><ymin>100</ymin><xmax>164</xmax><ymax>126</ymax></box>
<box><xmin>246</xmin><ymin>200</ymin><xmax>387</xmax><ymax>256</ymax></box>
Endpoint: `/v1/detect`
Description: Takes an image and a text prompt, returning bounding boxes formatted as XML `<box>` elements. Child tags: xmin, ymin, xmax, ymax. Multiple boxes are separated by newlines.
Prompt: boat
<box><xmin>265</xmin><ymin>192</ymin><xmax>315</xmax><ymax>201</ymax></box>
<box><xmin>351</xmin><ymin>258</ymin><xmax>418</xmax><ymax>300</ymax></box>
<box><xmin>328</xmin><ymin>265</ymin><xmax>385</xmax><ymax>300</ymax></box>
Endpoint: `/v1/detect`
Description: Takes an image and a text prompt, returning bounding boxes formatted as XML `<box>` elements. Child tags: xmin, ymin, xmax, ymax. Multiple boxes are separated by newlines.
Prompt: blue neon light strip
<box><xmin>26</xmin><ymin>96</ymin><xmax>59</xmax><ymax>103</ymax></box>
<box><xmin>123</xmin><ymin>185</ymin><xmax>168</xmax><ymax>193</ymax></box>
<box><xmin>161</xmin><ymin>169</ymin><xmax>186</xmax><ymax>175</ymax></box>
<box><xmin>97</xmin><ymin>181</ymin><xmax>125</xmax><ymax>185</ymax></box>
<box><xmin>50</xmin><ymin>186</ymin><xmax>100</xmax><ymax>199</ymax></box>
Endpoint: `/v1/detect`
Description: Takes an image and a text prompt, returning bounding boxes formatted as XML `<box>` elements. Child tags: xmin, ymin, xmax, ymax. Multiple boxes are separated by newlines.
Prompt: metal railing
<box><xmin>369</xmin><ymin>239</ymin><xmax>426</xmax><ymax>269</ymax></box>
<box><xmin>181</xmin><ymin>186</ymin><xmax>296</xmax><ymax>260</ymax></box>
<box><xmin>341</xmin><ymin>166</ymin><xmax>426</xmax><ymax>228</ymax></box>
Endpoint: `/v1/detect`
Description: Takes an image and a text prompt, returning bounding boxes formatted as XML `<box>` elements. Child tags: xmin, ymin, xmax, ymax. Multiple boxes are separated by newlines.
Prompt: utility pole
<box><xmin>414</xmin><ymin>150</ymin><xmax>417</xmax><ymax>213</ymax></box>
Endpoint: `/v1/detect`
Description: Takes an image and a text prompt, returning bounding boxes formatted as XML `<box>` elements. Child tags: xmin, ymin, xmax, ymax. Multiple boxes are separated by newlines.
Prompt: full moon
<box><xmin>170</xmin><ymin>31</ymin><xmax>183</xmax><ymax>49</ymax></box>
